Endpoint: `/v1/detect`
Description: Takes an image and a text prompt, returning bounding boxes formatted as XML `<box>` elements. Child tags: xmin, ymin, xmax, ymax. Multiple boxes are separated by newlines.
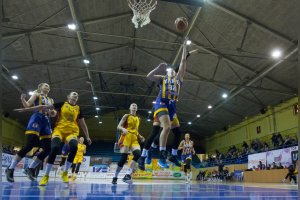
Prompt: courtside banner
<box><xmin>247</xmin><ymin>152</ymin><xmax>266</xmax><ymax>169</ymax></box>
<box><xmin>266</xmin><ymin>148</ymin><xmax>292</xmax><ymax>167</ymax></box>
<box><xmin>80</xmin><ymin>156</ymin><xmax>90</xmax><ymax>172</ymax></box>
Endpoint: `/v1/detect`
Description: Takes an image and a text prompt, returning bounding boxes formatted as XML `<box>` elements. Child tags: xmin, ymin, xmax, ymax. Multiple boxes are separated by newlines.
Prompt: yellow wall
<box><xmin>205</xmin><ymin>97</ymin><xmax>298</xmax><ymax>154</ymax></box>
<box><xmin>2</xmin><ymin>116</ymin><xmax>25</xmax><ymax>146</ymax></box>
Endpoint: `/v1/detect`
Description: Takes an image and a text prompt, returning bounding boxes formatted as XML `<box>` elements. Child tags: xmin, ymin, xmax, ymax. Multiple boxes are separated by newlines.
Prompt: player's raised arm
<box><xmin>177</xmin><ymin>42</ymin><xmax>187</xmax><ymax>82</ymax></box>
<box><xmin>146</xmin><ymin>63</ymin><xmax>167</xmax><ymax>82</ymax></box>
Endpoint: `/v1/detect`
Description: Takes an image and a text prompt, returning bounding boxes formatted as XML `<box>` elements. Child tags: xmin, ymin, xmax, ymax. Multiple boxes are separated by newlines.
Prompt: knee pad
<box><xmin>118</xmin><ymin>153</ymin><xmax>128</xmax><ymax>167</ymax></box>
<box><xmin>171</xmin><ymin>127</ymin><xmax>181</xmax><ymax>149</ymax></box>
<box><xmin>67</xmin><ymin>139</ymin><xmax>78</xmax><ymax>163</ymax></box>
<box><xmin>132</xmin><ymin>150</ymin><xmax>141</xmax><ymax>162</ymax></box>
<box><xmin>51</xmin><ymin>137</ymin><xmax>62</xmax><ymax>155</ymax></box>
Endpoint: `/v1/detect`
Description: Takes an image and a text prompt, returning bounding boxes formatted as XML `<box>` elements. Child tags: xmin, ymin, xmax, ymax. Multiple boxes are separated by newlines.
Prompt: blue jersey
<box><xmin>158</xmin><ymin>76</ymin><xmax>182</xmax><ymax>101</ymax></box>
<box><xmin>34</xmin><ymin>95</ymin><xmax>53</xmax><ymax>115</ymax></box>
<box><xmin>25</xmin><ymin>94</ymin><xmax>53</xmax><ymax>138</ymax></box>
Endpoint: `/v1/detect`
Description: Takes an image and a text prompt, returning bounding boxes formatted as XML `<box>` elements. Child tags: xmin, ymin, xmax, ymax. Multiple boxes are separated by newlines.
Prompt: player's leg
<box><xmin>158</xmin><ymin>114</ymin><xmax>171</xmax><ymax>168</ymax></box>
<box><xmin>39</xmin><ymin>136</ymin><xmax>62</xmax><ymax>186</ymax></box>
<box><xmin>6</xmin><ymin>134</ymin><xmax>39</xmax><ymax>182</ymax></box>
<box><xmin>61</xmin><ymin>136</ymin><xmax>78</xmax><ymax>183</ymax></box>
<box><xmin>27</xmin><ymin>115</ymin><xmax>52</xmax><ymax>180</ymax></box>
<box><xmin>112</xmin><ymin>146</ymin><xmax>129</xmax><ymax>184</ymax></box>
<box><xmin>138</xmin><ymin>120</ymin><xmax>160</xmax><ymax>170</ymax></box>
<box><xmin>168</xmin><ymin>115</ymin><xmax>182</xmax><ymax>167</ymax></box>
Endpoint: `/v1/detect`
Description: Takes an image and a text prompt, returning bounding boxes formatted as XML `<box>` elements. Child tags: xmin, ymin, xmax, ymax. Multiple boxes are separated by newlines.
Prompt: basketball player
<box><xmin>71</xmin><ymin>137</ymin><xmax>86</xmax><ymax>180</ymax></box>
<box><xmin>39</xmin><ymin>91</ymin><xmax>92</xmax><ymax>186</ymax></box>
<box><xmin>178</xmin><ymin>133</ymin><xmax>195</xmax><ymax>184</ymax></box>
<box><xmin>6</xmin><ymin>83</ymin><xmax>55</xmax><ymax>182</ymax></box>
<box><xmin>139</xmin><ymin>40</ymin><xmax>188</xmax><ymax>169</ymax></box>
<box><xmin>112</xmin><ymin>103</ymin><xmax>145</xmax><ymax>184</ymax></box>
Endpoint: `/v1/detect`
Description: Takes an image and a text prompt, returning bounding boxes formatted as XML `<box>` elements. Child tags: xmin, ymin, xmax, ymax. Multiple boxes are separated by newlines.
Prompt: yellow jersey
<box><xmin>123</xmin><ymin>114</ymin><xmax>140</xmax><ymax>135</ymax></box>
<box><xmin>75</xmin><ymin>143</ymin><xmax>86</xmax><ymax>158</ymax></box>
<box><xmin>54</xmin><ymin>102</ymin><xmax>83</xmax><ymax>133</ymax></box>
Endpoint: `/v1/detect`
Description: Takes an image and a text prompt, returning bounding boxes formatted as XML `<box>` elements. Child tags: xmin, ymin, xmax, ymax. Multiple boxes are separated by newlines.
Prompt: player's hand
<box><xmin>122</xmin><ymin>128</ymin><xmax>128</xmax><ymax>135</ymax></box>
<box><xmin>86</xmin><ymin>137</ymin><xmax>92</xmax><ymax>145</ymax></box>
<box><xmin>139</xmin><ymin>135</ymin><xmax>145</xmax><ymax>143</ymax></box>
<box><xmin>158</xmin><ymin>63</ymin><xmax>167</xmax><ymax>71</ymax></box>
<box><xmin>20</xmin><ymin>94</ymin><xmax>26</xmax><ymax>100</ymax></box>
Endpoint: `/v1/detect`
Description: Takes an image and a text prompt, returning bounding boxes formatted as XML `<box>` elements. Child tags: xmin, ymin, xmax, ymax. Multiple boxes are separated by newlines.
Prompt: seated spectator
<box><xmin>283</xmin><ymin>136</ymin><xmax>293</xmax><ymax>146</ymax></box>
<box><xmin>272</xmin><ymin>162</ymin><xmax>278</xmax><ymax>169</ymax></box>
<box><xmin>278</xmin><ymin>162</ymin><xmax>284</xmax><ymax>169</ymax></box>
<box><xmin>267</xmin><ymin>164</ymin><xmax>272</xmax><ymax>170</ymax></box>
<box><xmin>262</xmin><ymin>142</ymin><xmax>269</xmax><ymax>151</ymax></box>
<box><xmin>276</xmin><ymin>133</ymin><xmax>284</xmax><ymax>146</ymax></box>
<box><xmin>258</xmin><ymin>161</ymin><xmax>263</xmax><ymax>170</ymax></box>
<box><xmin>242</xmin><ymin>141</ymin><xmax>249</xmax><ymax>149</ymax></box>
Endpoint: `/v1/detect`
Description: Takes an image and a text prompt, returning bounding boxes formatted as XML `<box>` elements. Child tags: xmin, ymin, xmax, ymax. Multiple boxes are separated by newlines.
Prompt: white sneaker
<box><xmin>185</xmin><ymin>176</ymin><xmax>188</xmax><ymax>184</ymax></box>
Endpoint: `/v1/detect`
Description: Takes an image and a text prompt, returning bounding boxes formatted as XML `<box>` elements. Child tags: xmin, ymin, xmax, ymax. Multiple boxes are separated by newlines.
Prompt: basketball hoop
<box><xmin>128</xmin><ymin>0</ymin><xmax>157</xmax><ymax>28</ymax></box>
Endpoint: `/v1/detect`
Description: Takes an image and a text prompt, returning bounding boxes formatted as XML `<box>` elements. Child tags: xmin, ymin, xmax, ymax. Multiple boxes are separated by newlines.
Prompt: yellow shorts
<box><xmin>52</xmin><ymin>127</ymin><xmax>78</xmax><ymax>142</ymax></box>
<box><xmin>73</xmin><ymin>156</ymin><xmax>84</xmax><ymax>164</ymax></box>
<box><xmin>118</xmin><ymin>133</ymin><xmax>140</xmax><ymax>149</ymax></box>
<box><xmin>154</xmin><ymin>114</ymin><xmax>180</xmax><ymax>128</ymax></box>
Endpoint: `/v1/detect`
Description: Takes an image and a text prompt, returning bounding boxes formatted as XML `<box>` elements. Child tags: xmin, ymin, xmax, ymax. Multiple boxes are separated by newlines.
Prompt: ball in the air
<box><xmin>175</xmin><ymin>17</ymin><xmax>188</xmax><ymax>32</ymax></box>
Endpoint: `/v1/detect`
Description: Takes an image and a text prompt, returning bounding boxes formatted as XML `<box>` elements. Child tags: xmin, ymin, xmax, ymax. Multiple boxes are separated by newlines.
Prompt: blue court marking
<box><xmin>1</xmin><ymin>181</ymin><xmax>298</xmax><ymax>200</ymax></box>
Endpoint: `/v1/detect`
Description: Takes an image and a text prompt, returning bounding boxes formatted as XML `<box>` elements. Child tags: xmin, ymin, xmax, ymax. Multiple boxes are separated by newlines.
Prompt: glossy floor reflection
<box><xmin>1</xmin><ymin>179</ymin><xmax>298</xmax><ymax>200</ymax></box>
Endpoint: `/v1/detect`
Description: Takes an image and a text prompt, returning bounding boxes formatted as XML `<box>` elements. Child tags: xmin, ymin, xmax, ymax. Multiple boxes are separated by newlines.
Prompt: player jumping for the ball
<box><xmin>143</xmin><ymin>40</ymin><xmax>188</xmax><ymax>168</ymax></box>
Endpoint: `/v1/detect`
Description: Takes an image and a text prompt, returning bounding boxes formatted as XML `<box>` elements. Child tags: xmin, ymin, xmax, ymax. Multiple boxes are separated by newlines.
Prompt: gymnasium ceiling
<box><xmin>1</xmin><ymin>0</ymin><xmax>298</xmax><ymax>140</ymax></box>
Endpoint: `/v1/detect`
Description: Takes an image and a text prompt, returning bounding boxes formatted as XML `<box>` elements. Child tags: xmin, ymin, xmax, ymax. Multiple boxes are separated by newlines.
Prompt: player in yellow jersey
<box><xmin>39</xmin><ymin>92</ymin><xmax>92</xmax><ymax>186</ymax></box>
<box><xmin>112</xmin><ymin>103</ymin><xmax>145</xmax><ymax>184</ymax></box>
<box><xmin>71</xmin><ymin>137</ymin><xmax>86</xmax><ymax>180</ymax></box>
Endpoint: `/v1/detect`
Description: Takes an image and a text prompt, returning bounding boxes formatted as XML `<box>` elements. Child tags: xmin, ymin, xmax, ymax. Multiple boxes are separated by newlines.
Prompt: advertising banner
<box><xmin>266</xmin><ymin>148</ymin><xmax>292</xmax><ymax>167</ymax></box>
<box><xmin>247</xmin><ymin>152</ymin><xmax>266</xmax><ymax>169</ymax></box>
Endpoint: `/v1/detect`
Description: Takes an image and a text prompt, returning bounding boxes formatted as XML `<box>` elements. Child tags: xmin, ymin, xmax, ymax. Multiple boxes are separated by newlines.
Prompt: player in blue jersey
<box><xmin>140</xmin><ymin>40</ymin><xmax>188</xmax><ymax>168</ymax></box>
<box><xmin>6</xmin><ymin>83</ymin><xmax>56</xmax><ymax>182</ymax></box>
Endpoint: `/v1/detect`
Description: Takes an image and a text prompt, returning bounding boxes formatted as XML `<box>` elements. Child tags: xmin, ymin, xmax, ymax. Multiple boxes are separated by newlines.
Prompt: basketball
<box><xmin>175</xmin><ymin>17</ymin><xmax>188</xmax><ymax>32</ymax></box>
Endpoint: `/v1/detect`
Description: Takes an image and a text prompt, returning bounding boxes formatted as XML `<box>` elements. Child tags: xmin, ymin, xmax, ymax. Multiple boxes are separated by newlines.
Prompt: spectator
<box><xmin>271</xmin><ymin>133</ymin><xmax>279</xmax><ymax>147</ymax></box>
<box><xmin>283</xmin><ymin>136</ymin><xmax>293</xmax><ymax>146</ymax></box>
<box><xmin>272</xmin><ymin>162</ymin><xmax>277</xmax><ymax>169</ymax></box>
<box><xmin>258</xmin><ymin>161</ymin><xmax>263</xmax><ymax>170</ymax></box>
<box><xmin>262</xmin><ymin>142</ymin><xmax>269</xmax><ymax>151</ymax></box>
<box><xmin>278</xmin><ymin>163</ymin><xmax>284</xmax><ymax>169</ymax></box>
<box><xmin>267</xmin><ymin>164</ymin><xmax>272</xmax><ymax>170</ymax></box>
<box><xmin>218</xmin><ymin>160</ymin><xmax>224</xmax><ymax>180</ymax></box>
<box><xmin>276</xmin><ymin>133</ymin><xmax>284</xmax><ymax>146</ymax></box>
<box><xmin>242</xmin><ymin>141</ymin><xmax>249</xmax><ymax>149</ymax></box>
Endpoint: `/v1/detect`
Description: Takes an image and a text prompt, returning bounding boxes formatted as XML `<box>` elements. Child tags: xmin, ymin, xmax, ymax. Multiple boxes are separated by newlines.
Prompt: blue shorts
<box><xmin>61</xmin><ymin>144</ymin><xmax>70</xmax><ymax>156</ymax></box>
<box><xmin>154</xmin><ymin>98</ymin><xmax>176</xmax><ymax>121</ymax></box>
<box><xmin>25</xmin><ymin>112</ymin><xmax>52</xmax><ymax>139</ymax></box>
<box><xmin>181</xmin><ymin>154</ymin><xmax>192</xmax><ymax>163</ymax></box>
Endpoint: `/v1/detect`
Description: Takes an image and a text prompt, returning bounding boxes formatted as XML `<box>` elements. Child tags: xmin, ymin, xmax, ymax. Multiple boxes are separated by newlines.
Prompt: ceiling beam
<box><xmin>195</xmin><ymin>47</ymin><xmax>298</xmax><ymax>122</ymax></box>
<box><xmin>150</xmin><ymin>21</ymin><xmax>296</xmax><ymax>92</ymax></box>
<box><xmin>8</xmin><ymin>45</ymin><xmax>129</xmax><ymax>70</ymax></box>
<box><xmin>206</xmin><ymin>1</ymin><xmax>296</xmax><ymax>45</ymax></box>
<box><xmin>3</xmin><ymin>12</ymin><xmax>131</xmax><ymax>40</ymax></box>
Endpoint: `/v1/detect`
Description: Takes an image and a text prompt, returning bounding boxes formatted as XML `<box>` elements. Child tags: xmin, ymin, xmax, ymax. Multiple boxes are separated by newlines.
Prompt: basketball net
<box><xmin>128</xmin><ymin>0</ymin><xmax>157</xmax><ymax>28</ymax></box>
